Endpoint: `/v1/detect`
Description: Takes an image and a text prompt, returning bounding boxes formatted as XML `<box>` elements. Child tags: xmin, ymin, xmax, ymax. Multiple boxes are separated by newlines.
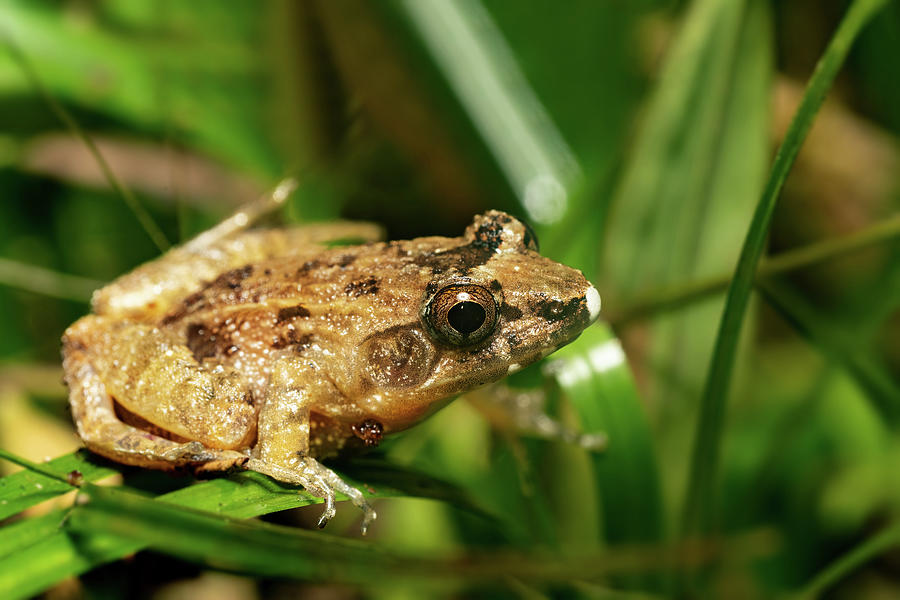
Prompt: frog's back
<box><xmin>90</xmin><ymin>223</ymin><xmax>383</xmax><ymax>321</ymax></box>
<box><xmin>153</xmin><ymin>239</ymin><xmax>448</xmax><ymax>378</ymax></box>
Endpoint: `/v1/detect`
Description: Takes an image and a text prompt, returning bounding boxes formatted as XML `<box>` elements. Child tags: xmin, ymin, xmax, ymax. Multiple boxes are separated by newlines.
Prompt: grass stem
<box><xmin>1</xmin><ymin>30</ymin><xmax>171</xmax><ymax>253</ymax></box>
<box><xmin>612</xmin><ymin>212</ymin><xmax>900</xmax><ymax>325</ymax></box>
<box><xmin>791</xmin><ymin>521</ymin><xmax>900</xmax><ymax>599</ymax></box>
<box><xmin>679</xmin><ymin>0</ymin><xmax>891</xmax><ymax>543</ymax></box>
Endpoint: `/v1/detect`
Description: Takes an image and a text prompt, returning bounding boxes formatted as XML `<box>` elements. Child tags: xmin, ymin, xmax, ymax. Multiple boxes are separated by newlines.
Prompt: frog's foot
<box><xmin>245</xmin><ymin>457</ymin><xmax>376</xmax><ymax>534</ymax></box>
<box><xmin>88</xmin><ymin>428</ymin><xmax>248</xmax><ymax>471</ymax></box>
<box><xmin>159</xmin><ymin>441</ymin><xmax>248</xmax><ymax>467</ymax></box>
<box><xmin>470</xmin><ymin>386</ymin><xmax>608</xmax><ymax>451</ymax></box>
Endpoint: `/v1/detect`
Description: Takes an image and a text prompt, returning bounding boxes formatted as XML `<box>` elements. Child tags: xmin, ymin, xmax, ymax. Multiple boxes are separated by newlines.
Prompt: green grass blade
<box><xmin>0</xmin><ymin>510</ymin><xmax>66</xmax><ymax>559</ymax></box>
<box><xmin>790</xmin><ymin>521</ymin><xmax>900</xmax><ymax>600</ymax></box>
<box><xmin>68</xmin><ymin>484</ymin><xmax>400</xmax><ymax>579</ymax></box>
<box><xmin>392</xmin><ymin>0</ymin><xmax>580</xmax><ymax>225</ymax></box>
<box><xmin>0</xmin><ymin>477</ymin><xmax>339</xmax><ymax>600</ymax></box>
<box><xmin>1</xmin><ymin>31</ymin><xmax>170</xmax><ymax>253</ymax></box>
<box><xmin>0</xmin><ymin>451</ymin><xmax>117</xmax><ymax>520</ymax></box>
<box><xmin>602</xmin><ymin>0</ymin><xmax>769</xmax><ymax>297</ymax></box>
<box><xmin>680</xmin><ymin>0</ymin><xmax>892</xmax><ymax>540</ymax></box>
<box><xmin>62</xmin><ymin>485</ymin><xmax>773</xmax><ymax>587</ymax></box>
<box><xmin>758</xmin><ymin>280</ymin><xmax>900</xmax><ymax>420</ymax></box>
<box><xmin>0</xmin><ymin>258</ymin><xmax>100</xmax><ymax>302</ymax></box>
<box><xmin>550</xmin><ymin>325</ymin><xmax>663</xmax><ymax>545</ymax></box>
<box><xmin>600</xmin><ymin>0</ymin><xmax>773</xmax><ymax>487</ymax></box>
<box><xmin>1</xmin><ymin>1</ymin><xmax>279</xmax><ymax>175</ymax></box>
<box><xmin>612</xmin><ymin>212</ymin><xmax>900</xmax><ymax>326</ymax></box>
<box><xmin>548</xmin><ymin>324</ymin><xmax>664</xmax><ymax>591</ymax></box>
<box><xmin>0</xmin><ymin>455</ymin><xmax>493</xmax><ymax>596</ymax></box>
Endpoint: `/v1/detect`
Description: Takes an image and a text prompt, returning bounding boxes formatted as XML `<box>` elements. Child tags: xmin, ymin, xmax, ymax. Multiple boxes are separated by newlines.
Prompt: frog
<box><xmin>62</xmin><ymin>205</ymin><xmax>601</xmax><ymax>533</ymax></box>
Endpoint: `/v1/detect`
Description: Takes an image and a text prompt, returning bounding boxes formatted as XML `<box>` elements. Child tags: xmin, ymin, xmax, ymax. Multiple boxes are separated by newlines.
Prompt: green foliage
<box><xmin>0</xmin><ymin>0</ymin><xmax>899</xmax><ymax>598</ymax></box>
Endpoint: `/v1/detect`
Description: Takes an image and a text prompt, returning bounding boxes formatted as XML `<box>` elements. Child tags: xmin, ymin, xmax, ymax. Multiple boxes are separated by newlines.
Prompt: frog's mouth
<box><xmin>506</xmin><ymin>283</ymin><xmax>600</xmax><ymax>361</ymax></box>
<box><xmin>355</xmin><ymin>284</ymin><xmax>600</xmax><ymax>434</ymax></box>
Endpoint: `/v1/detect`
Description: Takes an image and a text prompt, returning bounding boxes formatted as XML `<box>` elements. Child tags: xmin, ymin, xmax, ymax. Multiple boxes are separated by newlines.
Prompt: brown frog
<box><xmin>62</xmin><ymin>209</ymin><xmax>600</xmax><ymax>532</ymax></box>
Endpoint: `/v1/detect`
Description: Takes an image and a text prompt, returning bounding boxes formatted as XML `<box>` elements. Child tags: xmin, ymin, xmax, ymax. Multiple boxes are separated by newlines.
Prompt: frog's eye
<box><xmin>423</xmin><ymin>284</ymin><xmax>498</xmax><ymax>346</ymax></box>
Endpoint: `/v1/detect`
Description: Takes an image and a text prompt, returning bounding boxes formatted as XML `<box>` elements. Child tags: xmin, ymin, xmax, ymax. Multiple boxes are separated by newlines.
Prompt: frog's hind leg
<box><xmin>92</xmin><ymin>178</ymin><xmax>383</xmax><ymax>321</ymax></box>
<box><xmin>62</xmin><ymin>326</ymin><xmax>248</xmax><ymax>472</ymax></box>
<box><xmin>92</xmin><ymin>222</ymin><xmax>384</xmax><ymax>321</ymax></box>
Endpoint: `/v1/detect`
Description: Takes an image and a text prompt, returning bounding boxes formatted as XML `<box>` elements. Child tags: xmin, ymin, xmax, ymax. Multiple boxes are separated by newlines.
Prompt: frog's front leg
<box><xmin>245</xmin><ymin>359</ymin><xmax>376</xmax><ymax>533</ymax></box>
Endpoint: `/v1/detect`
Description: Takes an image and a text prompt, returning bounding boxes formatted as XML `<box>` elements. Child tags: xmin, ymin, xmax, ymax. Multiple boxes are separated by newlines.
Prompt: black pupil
<box><xmin>447</xmin><ymin>301</ymin><xmax>486</xmax><ymax>335</ymax></box>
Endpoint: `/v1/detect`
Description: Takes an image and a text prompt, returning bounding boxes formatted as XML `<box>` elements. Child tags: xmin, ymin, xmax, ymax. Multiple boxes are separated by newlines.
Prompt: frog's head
<box><xmin>352</xmin><ymin>211</ymin><xmax>599</xmax><ymax>433</ymax></box>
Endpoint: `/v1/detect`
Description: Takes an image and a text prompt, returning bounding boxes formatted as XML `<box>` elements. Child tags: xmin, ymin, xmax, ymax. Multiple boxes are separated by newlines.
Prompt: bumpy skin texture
<box><xmin>62</xmin><ymin>211</ymin><xmax>600</xmax><ymax>530</ymax></box>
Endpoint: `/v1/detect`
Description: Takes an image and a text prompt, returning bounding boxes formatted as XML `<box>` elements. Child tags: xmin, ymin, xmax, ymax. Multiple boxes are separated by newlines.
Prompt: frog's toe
<box><xmin>324</xmin><ymin>473</ymin><xmax>377</xmax><ymax>534</ymax></box>
<box><xmin>194</xmin><ymin>451</ymin><xmax>249</xmax><ymax>474</ymax></box>
<box><xmin>315</xmin><ymin>489</ymin><xmax>337</xmax><ymax>529</ymax></box>
<box><xmin>160</xmin><ymin>440</ymin><xmax>205</xmax><ymax>461</ymax></box>
<box><xmin>358</xmin><ymin>500</ymin><xmax>377</xmax><ymax>536</ymax></box>
<box><xmin>159</xmin><ymin>440</ymin><xmax>239</xmax><ymax>464</ymax></box>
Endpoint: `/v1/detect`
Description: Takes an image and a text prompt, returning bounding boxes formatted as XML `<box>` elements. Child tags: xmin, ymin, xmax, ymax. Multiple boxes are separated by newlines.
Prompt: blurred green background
<box><xmin>0</xmin><ymin>0</ymin><xmax>899</xmax><ymax>598</ymax></box>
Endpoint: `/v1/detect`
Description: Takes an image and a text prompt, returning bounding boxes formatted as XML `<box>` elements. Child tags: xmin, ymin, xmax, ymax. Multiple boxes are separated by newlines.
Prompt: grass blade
<box><xmin>393</xmin><ymin>0</ymin><xmax>580</xmax><ymax>225</ymax></box>
<box><xmin>549</xmin><ymin>325</ymin><xmax>664</xmax><ymax>590</ymax></box>
<box><xmin>601</xmin><ymin>0</ymin><xmax>772</xmax><ymax>465</ymax></box>
<box><xmin>68</xmin><ymin>485</ymin><xmax>400</xmax><ymax>579</ymax></box>
<box><xmin>602</xmin><ymin>0</ymin><xmax>768</xmax><ymax>297</ymax></box>
<box><xmin>62</xmin><ymin>485</ymin><xmax>774</xmax><ymax>588</ymax></box>
<box><xmin>0</xmin><ymin>510</ymin><xmax>66</xmax><ymax>559</ymax></box>
<box><xmin>758</xmin><ymin>279</ymin><xmax>900</xmax><ymax>420</ymax></box>
<box><xmin>790</xmin><ymin>521</ymin><xmax>900</xmax><ymax>599</ymax></box>
<box><xmin>550</xmin><ymin>326</ymin><xmax>663</xmax><ymax>544</ymax></box>
<box><xmin>0</xmin><ymin>451</ymin><xmax>117</xmax><ymax>520</ymax></box>
<box><xmin>0</xmin><ymin>455</ymin><xmax>493</xmax><ymax>596</ymax></box>
<box><xmin>680</xmin><ymin>0</ymin><xmax>892</xmax><ymax>540</ymax></box>
<box><xmin>1</xmin><ymin>30</ymin><xmax>171</xmax><ymax>253</ymax></box>
<box><xmin>612</xmin><ymin>212</ymin><xmax>900</xmax><ymax>325</ymax></box>
<box><xmin>0</xmin><ymin>258</ymin><xmax>100</xmax><ymax>302</ymax></box>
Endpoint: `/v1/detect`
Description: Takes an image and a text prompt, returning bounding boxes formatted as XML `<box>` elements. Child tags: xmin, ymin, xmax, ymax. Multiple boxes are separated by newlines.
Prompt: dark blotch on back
<box><xmin>186</xmin><ymin>323</ymin><xmax>221</xmax><ymax>361</ymax></box>
<box><xmin>412</xmin><ymin>244</ymin><xmax>494</xmax><ymax>275</ymax></box>
<box><xmin>273</xmin><ymin>330</ymin><xmax>313</xmax><ymax>352</ymax></box>
<box><xmin>335</xmin><ymin>254</ymin><xmax>356</xmax><ymax>267</ymax></box>
<box><xmin>296</xmin><ymin>260</ymin><xmax>321</xmax><ymax>275</ymax></box>
<box><xmin>212</xmin><ymin>265</ymin><xmax>254</xmax><ymax>291</ymax></box>
<box><xmin>276</xmin><ymin>305</ymin><xmax>311</xmax><ymax>322</ymax></box>
<box><xmin>161</xmin><ymin>290</ymin><xmax>205</xmax><ymax>325</ymax></box>
<box><xmin>345</xmin><ymin>276</ymin><xmax>379</xmax><ymax>297</ymax></box>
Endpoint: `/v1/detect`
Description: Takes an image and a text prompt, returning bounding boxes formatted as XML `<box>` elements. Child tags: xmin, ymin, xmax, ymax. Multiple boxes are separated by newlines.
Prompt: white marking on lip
<box><xmin>507</xmin><ymin>363</ymin><xmax>522</xmax><ymax>375</ymax></box>
<box><xmin>585</xmin><ymin>285</ymin><xmax>601</xmax><ymax>322</ymax></box>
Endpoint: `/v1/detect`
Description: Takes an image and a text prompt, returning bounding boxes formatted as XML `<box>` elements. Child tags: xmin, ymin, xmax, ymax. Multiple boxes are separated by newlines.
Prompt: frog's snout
<box><xmin>585</xmin><ymin>284</ymin><xmax>601</xmax><ymax>324</ymax></box>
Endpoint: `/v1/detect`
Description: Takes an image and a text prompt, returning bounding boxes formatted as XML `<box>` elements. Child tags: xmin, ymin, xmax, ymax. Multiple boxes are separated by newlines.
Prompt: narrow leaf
<box><xmin>681</xmin><ymin>0</ymin><xmax>892</xmax><ymax>539</ymax></box>
<box><xmin>0</xmin><ymin>451</ymin><xmax>117</xmax><ymax>521</ymax></box>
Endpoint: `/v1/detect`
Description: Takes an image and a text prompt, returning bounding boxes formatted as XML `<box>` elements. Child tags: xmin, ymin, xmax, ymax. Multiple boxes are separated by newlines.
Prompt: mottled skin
<box><xmin>62</xmin><ymin>211</ymin><xmax>600</xmax><ymax>531</ymax></box>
